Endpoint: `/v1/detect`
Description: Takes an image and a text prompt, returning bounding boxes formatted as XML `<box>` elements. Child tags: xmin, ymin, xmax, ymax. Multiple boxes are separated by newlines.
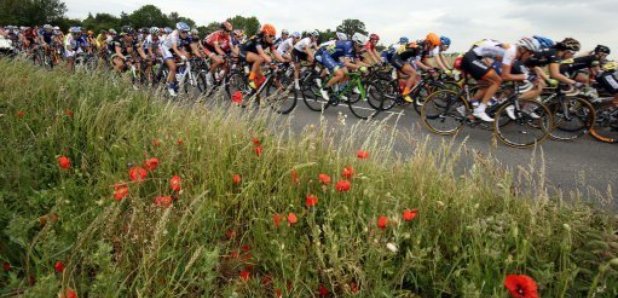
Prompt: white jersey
<box><xmin>162</xmin><ymin>30</ymin><xmax>180</xmax><ymax>49</ymax></box>
<box><xmin>472</xmin><ymin>39</ymin><xmax>517</xmax><ymax>65</ymax></box>
<box><xmin>143</xmin><ymin>34</ymin><xmax>160</xmax><ymax>49</ymax></box>
<box><xmin>276</xmin><ymin>37</ymin><xmax>295</xmax><ymax>55</ymax></box>
<box><xmin>294</xmin><ymin>37</ymin><xmax>316</xmax><ymax>52</ymax></box>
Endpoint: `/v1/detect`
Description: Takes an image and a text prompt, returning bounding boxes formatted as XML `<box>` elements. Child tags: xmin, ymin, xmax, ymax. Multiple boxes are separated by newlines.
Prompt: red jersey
<box><xmin>204</xmin><ymin>30</ymin><xmax>231</xmax><ymax>52</ymax></box>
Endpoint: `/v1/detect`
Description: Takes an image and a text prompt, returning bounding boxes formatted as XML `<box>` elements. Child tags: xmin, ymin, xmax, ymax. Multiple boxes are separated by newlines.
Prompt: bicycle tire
<box><xmin>302</xmin><ymin>75</ymin><xmax>328</xmax><ymax>112</ymax></box>
<box><xmin>494</xmin><ymin>101</ymin><xmax>552</xmax><ymax>148</ymax></box>
<box><xmin>589</xmin><ymin>105</ymin><xmax>618</xmax><ymax>144</ymax></box>
<box><xmin>421</xmin><ymin>90</ymin><xmax>468</xmax><ymax>135</ymax></box>
<box><xmin>347</xmin><ymin>83</ymin><xmax>380</xmax><ymax>120</ymax></box>
<box><xmin>263</xmin><ymin>75</ymin><xmax>297</xmax><ymax>114</ymax></box>
<box><xmin>546</xmin><ymin>96</ymin><xmax>595</xmax><ymax>141</ymax></box>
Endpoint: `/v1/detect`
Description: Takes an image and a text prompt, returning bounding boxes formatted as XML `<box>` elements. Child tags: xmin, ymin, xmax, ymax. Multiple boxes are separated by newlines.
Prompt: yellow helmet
<box><xmin>603</xmin><ymin>61</ymin><xmax>617</xmax><ymax>72</ymax></box>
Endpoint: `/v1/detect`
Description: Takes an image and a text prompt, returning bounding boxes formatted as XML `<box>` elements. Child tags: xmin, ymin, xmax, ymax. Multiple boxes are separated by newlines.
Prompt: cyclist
<box><xmin>560</xmin><ymin>44</ymin><xmax>610</xmax><ymax>84</ymax></box>
<box><xmin>363</xmin><ymin>33</ymin><xmax>382</xmax><ymax>65</ymax></box>
<box><xmin>86</xmin><ymin>30</ymin><xmax>96</xmax><ymax>49</ymax></box>
<box><xmin>382</xmin><ymin>33</ymin><xmax>441</xmax><ymax>103</ymax></box>
<box><xmin>110</xmin><ymin>26</ymin><xmax>138</xmax><ymax>73</ymax></box>
<box><xmin>526</xmin><ymin>38</ymin><xmax>582</xmax><ymax>89</ymax></box>
<box><xmin>203</xmin><ymin>21</ymin><xmax>233</xmax><ymax>87</ymax></box>
<box><xmin>276</xmin><ymin>31</ymin><xmax>301</xmax><ymax>62</ymax></box>
<box><xmin>314</xmin><ymin>32</ymin><xmax>369</xmax><ymax>100</ymax></box>
<box><xmin>64</xmin><ymin>26</ymin><xmax>90</xmax><ymax>71</ymax></box>
<box><xmin>274</xmin><ymin>29</ymin><xmax>289</xmax><ymax>48</ymax></box>
<box><xmin>160</xmin><ymin>22</ymin><xmax>203</xmax><ymax>96</ymax></box>
<box><xmin>230</xmin><ymin>29</ymin><xmax>244</xmax><ymax>57</ymax></box>
<box><xmin>291</xmin><ymin>30</ymin><xmax>320</xmax><ymax>90</ymax></box>
<box><xmin>596</xmin><ymin>61</ymin><xmax>618</xmax><ymax>106</ymax></box>
<box><xmin>36</xmin><ymin>24</ymin><xmax>56</xmax><ymax>60</ymax></box>
<box><xmin>432</xmin><ymin>36</ymin><xmax>452</xmax><ymax>74</ymax></box>
<box><xmin>240</xmin><ymin>23</ymin><xmax>285</xmax><ymax>90</ymax></box>
<box><xmin>460</xmin><ymin>37</ymin><xmax>539</xmax><ymax>121</ymax></box>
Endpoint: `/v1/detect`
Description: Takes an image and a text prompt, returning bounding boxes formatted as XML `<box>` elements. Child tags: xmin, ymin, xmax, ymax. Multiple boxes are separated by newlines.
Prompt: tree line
<box><xmin>0</xmin><ymin>1</ymin><xmax>371</xmax><ymax>41</ymax></box>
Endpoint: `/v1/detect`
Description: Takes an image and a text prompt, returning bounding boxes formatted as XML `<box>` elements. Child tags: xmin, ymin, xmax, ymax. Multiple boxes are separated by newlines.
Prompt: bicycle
<box><xmin>540</xmin><ymin>85</ymin><xmax>595</xmax><ymax>141</ymax></box>
<box><xmin>421</xmin><ymin>79</ymin><xmax>553</xmax><ymax>148</ymax></box>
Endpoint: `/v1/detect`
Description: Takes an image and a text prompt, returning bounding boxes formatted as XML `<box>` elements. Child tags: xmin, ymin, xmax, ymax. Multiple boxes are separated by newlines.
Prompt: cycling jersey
<box><xmin>204</xmin><ymin>30</ymin><xmax>231</xmax><ymax>53</ymax></box>
<box><xmin>241</xmin><ymin>34</ymin><xmax>275</xmax><ymax>54</ymax></box>
<box><xmin>38</xmin><ymin>30</ymin><xmax>54</xmax><ymax>45</ymax></box>
<box><xmin>524</xmin><ymin>48</ymin><xmax>560</xmax><ymax>67</ymax></box>
<box><xmin>143</xmin><ymin>34</ymin><xmax>160</xmax><ymax>51</ymax></box>
<box><xmin>315</xmin><ymin>40</ymin><xmax>358</xmax><ymax>71</ymax></box>
<box><xmin>23</xmin><ymin>28</ymin><xmax>37</xmax><ymax>40</ymax></box>
<box><xmin>364</xmin><ymin>41</ymin><xmax>376</xmax><ymax>52</ymax></box>
<box><xmin>596</xmin><ymin>71</ymin><xmax>618</xmax><ymax>94</ymax></box>
<box><xmin>276</xmin><ymin>37</ymin><xmax>294</xmax><ymax>55</ymax></box>
<box><xmin>162</xmin><ymin>30</ymin><xmax>194</xmax><ymax>50</ymax></box>
<box><xmin>560</xmin><ymin>54</ymin><xmax>600</xmax><ymax>75</ymax></box>
<box><xmin>64</xmin><ymin>33</ymin><xmax>88</xmax><ymax>58</ymax></box>
<box><xmin>293</xmin><ymin>37</ymin><xmax>316</xmax><ymax>52</ymax></box>
<box><xmin>471</xmin><ymin>39</ymin><xmax>517</xmax><ymax>66</ymax></box>
<box><xmin>110</xmin><ymin>36</ymin><xmax>137</xmax><ymax>56</ymax></box>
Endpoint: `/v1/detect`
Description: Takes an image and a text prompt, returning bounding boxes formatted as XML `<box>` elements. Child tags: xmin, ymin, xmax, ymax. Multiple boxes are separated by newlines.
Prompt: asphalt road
<box><xmin>270</xmin><ymin>97</ymin><xmax>618</xmax><ymax>208</ymax></box>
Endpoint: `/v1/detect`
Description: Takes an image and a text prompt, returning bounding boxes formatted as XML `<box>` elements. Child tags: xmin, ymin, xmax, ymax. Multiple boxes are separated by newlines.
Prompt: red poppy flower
<box><xmin>291</xmin><ymin>169</ymin><xmax>300</xmax><ymax>184</ymax></box>
<box><xmin>225</xmin><ymin>229</ymin><xmax>236</xmax><ymax>240</ymax></box>
<box><xmin>144</xmin><ymin>158</ymin><xmax>159</xmax><ymax>171</ymax></box>
<box><xmin>232</xmin><ymin>174</ymin><xmax>242</xmax><ymax>185</ymax></box>
<box><xmin>230</xmin><ymin>250</ymin><xmax>240</xmax><ymax>259</ymax></box>
<box><xmin>239</xmin><ymin>270</ymin><xmax>250</xmax><ymax>281</ymax></box>
<box><xmin>261</xmin><ymin>274</ymin><xmax>273</xmax><ymax>286</ymax></box>
<box><xmin>377</xmin><ymin>215</ymin><xmax>389</xmax><ymax>230</ymax></box>
<box><xmin>151</xmin><ymin>139</ymin><xmax>161</xmax><ymax>147</ymax></box>
<box><xmin>16</xmin><ymin>111</ymin><xmax>25</xmax><ymax>118</ymax></box>
<box><xmin>241</xmin><ymin>245</ymin><xmax>251</xmax><ymax>252</ymax></box>
<box><xmin>273</xmin><ymin>213</ymin><xmax>282</xmax><ymax>228</ymax></box>
<box><xmin>254</xmin><ymin>145</ymin><xmax>263</xmax><ymax>157</ymax></box>
<box><xmin>342</xmin><ymin>166</ymin><xmax>354</xmax><ymax>179</ymax></box>
<box><xmin>57</xmin><ymin>156</ymin><xmax>71</xmax><ymax>169</ymax></box>
<box><xmin>64</xmin><ymin>109</ymin><xmax>74</xmax><ymax>117</ymax></box>
<box><xmin>113</xmin><ymin>183</ymin><xmax>129</xmax><ymax>201</ymax></box>
<box><xmin>154</xmin><ymin>196</ymin><xmax>173</xmax><ymax>208</ymax></box>
<box><xmin>169</xmin><ymin>175</ymin><xmax>182</xmax><ymax>192</ymax></box>
<box><xmin>231</xmin><ymin>91</ymin><xmax>243</xmax><ymax>104</ymax></box>
<box><xmin>306</xmin><ymin>194</ymin><xmax>318</xmax><ymax>207</ymax></box>
<box><xmin>54</xmin><ymin>261</ymin><xmax>65</xmax><ymax>273</ymax></box>
<box><xmin>357</xmin><ymin>150</ymin><xmax>369</xmax><ymax>159</ymax></box>
<box><xmin>3</xmin><ymin>262</ymin><xmax>11</xmax><ymax>272</ymax></box>
<box><xmin>402</xmin><ymin>209</ymin><xmax>418</xmax><ymax>222</ymax></box>
<box><xmin>335</xmin><ymin>180</ymin><xmax>351</xmax><ymax>192</ymax></box>
<box><xmin>287</xmin><ymin>212</ymin><xmax>298</xmax><ymax>225</ymax></box>
<box><xmin>64</xmin><ymin>289</ymin><xmax>78</xmax><ymax>298</ymax></box>
<box><xmin>504</xmin><ymin>274</ymin><xmax>539</xmax><ymax>298</ymax></box>
<box><xmin>252</xmin><ymin>137</ymin><xmax>261</xmax><ymax>146</ymax></box>
<box><xmin>318</xmin><ymin>173</ymin><xmax>331</xmax><ymax>185</ymax></box>
<box><xmin>350</xmin><ymin>281</ymin><xmax>360</xmax><ymax>294</ymax></box>
<box><xmin>177</xmin><ymin>138</ymin><xmax>184</xmax><ymax>145</ymax></box>
<box><xmin>275</xmin><ymin>288</ymin><xmax>282</xmax><ymax>298</ymax></box>
<box><xmin>129</xmin><ymin>166</ymin><xmax>148</xmax><ymax>182</ymax></box>
<box><xmin>318</xmin><ymin>284</ymin><xmax>329</xmax><ymax>297</ymax></box>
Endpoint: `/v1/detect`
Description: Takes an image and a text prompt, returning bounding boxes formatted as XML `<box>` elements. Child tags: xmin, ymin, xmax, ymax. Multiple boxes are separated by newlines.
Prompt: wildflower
<box><xmin>275</xmin><ymin>288</ymin><xmax>282</xmax><ymax>298</ymax></box>
<box><xmin>57</xmin><ymin>156</ymin><xmax>71</xmax><ymax>169</ymax></box>
<box><xmin>225</xmin><ymin>229</ymin><xmax>236</xmax><ymax>240</ymax></box>
<box><xmin>113</xmin><ymin>183</ymin><xmax>129</xmax><ymax>201</ymax></box>
<box><xmin>232</xmin><ymin>174</ymin><xmax>242</xmax><ymax>185</ymax></box>
<box><xmin>241</xmin><ymin>245</ymin><xmax>251</xmax><ymax>252</ymax></box>
<box><xmin>305</xmin><ymin>194</ymin><xmax>318</xmax><ymax>208</ymax></box>
<box><xmin>144</xmin><ymin>158</ymin><xmax>159</xmax><ymax>171</ymax></box>
<box><xmin>128</xmin><ymin>166</ymin><xmax>148</xmax><ymax>182</ymax></box>
<box><xmin>291</xmin><ymin>169</ymin><xmax>300</xmax><ymax>184</ymax></box>
<box><xmin>154</xmin><ymin>196</ymin><xmax>173</xmax><ymax>208</ymax></box>
<box><xmin>318</xmin><ymin>173</ymin><xmax>331</xmax><ymax>185</ymax></box>
<box><xmin>318</xmin><ymin>284</ymin><xmax>329</xmax><ymax>297</ymax></box>
<box><xmin>261</xmin><ymin>274</ymin><xmax>273</xmax><ymax>286</ymax></box>
<box><xmin>54</xmin><ymin>261</ymin><xmax>65</xmax><ymax>273</ymax></box>
<box><xmin>231</xmin><ymin>91</ymin><xmax>243</xmax><ymax>104</ymax></box>
<box><xmin>169</xmin><ymin>175</ymin><xmax>182</xmax><ymax>192</ymax></box>
<box><xmin>16</xmin><ymin>111</ymin><xmax>26</xmax><ymax>118</ymax></box>
<box><xmin>287</xmin><ymin>212</ymin><xmax>298</xmax><ymax>225</ymax></box>
<box><xmin>273</xmin><ymin>213</ymin><xmax>282</xmax><ymax>228</ymax></box>
<box><xmin>335</xmin><ymin>180</ymin><xmax>351</xmax><ymax>192</ymax></box>
<box><xmin>402</xmin><ymin>209</ymin><xmax>418</xmax><ymax>222</ymax></box>
<box><xmin>342</xmin><ymin>166</ymin><xmax>354</xmax><ymax>179</ymax></box>
<box><xmin>504</xmin><ymin>274</ymin><xmax>539</xmax><ymax>298</ymax></box>
<box><xmin>357</xmin><ymin>150</ymin><xmax>369</xmax><ymax>159</ymax></box>
<box><xmin>64</xmin><ymin>109</ymin><xmax>74</xmax><ymax>117</ymax></box>
<box><xmin>377</xmin><ymin>215</ymin><xmax>389</xmax><ymax>230</ymax></box>
<box><xmin>151</xmin><ymin>139</ymin><xmax>161</xmax><ymax>147</ymax></box>
<box><xmin>177</xmin><ymin>138</ymin><xmax>184</xmax><ymax>145</ymax></box>
<box><xmin>254</xmin><ymin>145</ymin><xmax>263</xmax><ymax>157</ymax></box>
<box><xmin>239</xmin><ymin>270</ymin><xmax>250</xmax><ymax>281</ymax></box>
<box><xmin>64</xmin><ymin>288</ymin><xmax>78</xmax><ymax>298</ymax></box>
<box><xmin>349</xmin><ymin>281</ymin><xmax>360</xmax><ymax>294</ymax></box>
<box><xmin>252</xmin><ymin>137</ymin><xmax>261</xmax><ymax>146</ymax></box>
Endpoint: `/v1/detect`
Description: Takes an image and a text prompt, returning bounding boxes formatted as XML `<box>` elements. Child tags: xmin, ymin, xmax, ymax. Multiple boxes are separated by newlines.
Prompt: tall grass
<box><xmin>0</xmin><ymin>59</ymin><xmax>617</xmax><ymax>297</ymax></box>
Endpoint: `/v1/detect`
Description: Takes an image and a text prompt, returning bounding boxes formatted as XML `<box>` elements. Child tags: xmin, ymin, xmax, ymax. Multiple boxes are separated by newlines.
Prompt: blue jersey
<box><xmin>320</xmin><ymin>40</ymin><xmax>356</xmax><ymax>61</ymax></box>
<box><xmin>38</xmin><ymin>30</ymin><xmax>54</xmax><ymax>44</ymax></box>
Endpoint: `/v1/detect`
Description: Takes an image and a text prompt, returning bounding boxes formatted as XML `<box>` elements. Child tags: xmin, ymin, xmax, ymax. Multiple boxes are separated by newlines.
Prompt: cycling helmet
<box><xmin>516</xmin><ymin>37</ymin><xmax>541</xmax><ymax>52</ymax></box>
<box><xmin>121</xmin><ymin>26</ymin><xmax>134</xmax><ymax>34</ymax></box>
<box><xmin>190</xmin><ymin>28</ymin><xmax>198</xmax><ymax>36</ymax></box>
<box><xmin>43</xmin><ymin>24</ymin><xmax>53</xmax><ymax>31</ymax></box>
<box><xmin>164</xmin><ymin>27</ymin><xmax>173</xmax><ymax>34</ymax></box>
<box><xmin>532</xmin><ymin>35</ymin><xmax>554</xmax><ymax>49</ymax></box>
<box><xmin>602</xmin><ymin>61</ymin><xmax>616</xmax><ymax>72</ymax></box>
<box><xmin>176</xmin><ymin>22</ymin><xmax>190</xmax><ymax>33</ymax></box>
<box><xmin>453</xmin><ymin>55</ymin><xmax>463</xmax><ymax>70</ymax></box>
<box><xmin>594</xmin><ymin>44</ymin><xmax>611</xmax><ymax>55</ymax></box>
<box><xmin>281</xmin><ymin>29</ymin><xmax>289</xmax><ymax>35</ymax></box>
<box><xmin>440</xmin><ymin>36</ymin><xmax>451</xmax><ymax>46</ymax></box>
<box><xmin>369</xmin><ymin>33</ymin><xmax>380</xmax><ymax>41</ymax></box>
<box><xmin>261</xmin><ymin>24</ymin><xmax>276</xmax><ymax>36</ymax></box>
<box><xmin>291</xmin><ymin>31</ymin><xmax>301</xmax><ymax>39</ymax></box>
<box><xmin>221</xmin><ymin>21</ymin><xmax>233</xmax><ymax>32</ymax></box>
<box><xmin>87</xmin><ymin>30</ymin><xmax>94</xmax><ymax>35</ymax></box>
<box><xmin>69</xmin><ymin>26</ymin><xmax>81</xmax><ymax>34</ymax></box>
<box><xmin>399</xmin><ymin>37</ymin><xmax>409</xmax><ymax>44</ymax></box>
<box><xmin>351</xmin><ymin>33</ymin><xmax>368</xmax><ymax>46</ymax></box>
<box><xmin>336</xmin><ymin>32</ymin><xmax>348</xmax><ymax>40</ymax></box>
<box><xmin>53</xmin><ymin>26</ymin><xmax>60</xmax><ymax>30</ymax></box>
<box><xmin>558</xmin><ymin>38</ymin><xmax>581</xmax><ymax>52</ymax></box>
<box><xmin>311</xmin><ymin>30</ymin><xmax>320</xmax><ymax>38</ymax></box>
<box><xmin>426</xmin><ymin>33</ymin><xmax>441</xmax><ymax>46</ymax></box>
<box><xmin>108</xmin><ymin>29</ymin><xmax>117</xmax><ymax>35</ymax></box>
<box><xmin>150</xmin><ymin>27</ymin><xmax>161</xmax><ymax>35</ymax></box>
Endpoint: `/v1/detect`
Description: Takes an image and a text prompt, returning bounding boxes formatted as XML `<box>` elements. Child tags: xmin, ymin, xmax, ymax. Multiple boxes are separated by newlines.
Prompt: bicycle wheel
<box><xmin>302</xmin><ymin>76</ymin><xmax>328</xmax><ymax>111</ymax></box>
<box><xmin>264</xmin><ymin>76</ymin><xmax>297</xmax><ymax>114</ymax></box>
<box><xmin>494</xmin><ymin>101</ymin><xmax>552</xmax><ymax>148</ymax></box>
<box><xmin>369</xmin><ymin>79</ymin><xmax>397</xmax><ymax>111</ymax></box>
<box><xmin>546</xmin><ymin>97</ymin><xmax>595</xmax><ymax>141</ymax></box>
<box><xmin>421</xmin><ymin>90</ymin><xmax>468</xmax><ymax>135</ymax></box>
<box><xmin>194</xmin><ymin>70</ymin><xmax>208</xmax><ymax>94</ymax></box>
<box><xmin>589</xmin><ymin>105</ymin><xmax>618</xmax><ymax>143</ymax></box>
<box><xmin>347</xmin><ymin>83</ymin><xmax>380</xmax><ymax>120</ymax></box>
<box><xmin>413</xmin><ymin>82</ymin><xmax>438</xmax><ymax>115</ymax></box>
<box><xmin>226</xmin><ymin>72</ymin><xmax>250</xmax><ymax>103</ymax></box>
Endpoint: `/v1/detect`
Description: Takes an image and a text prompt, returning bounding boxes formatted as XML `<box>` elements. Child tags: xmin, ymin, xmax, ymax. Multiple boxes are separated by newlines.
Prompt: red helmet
<box><xmin>261</xmin><ymin>24</ymin><xmax>276</xmax><ymax>36</ymax></box>
<box><xmin>369</xmin><ymin>33</ymin><xmax>380</xmax><ymax>41</ymax></box>
<box><xmin>453</xmin><ymin>56</ymin><xmax>463</xmax><ymax>70</ymax></box>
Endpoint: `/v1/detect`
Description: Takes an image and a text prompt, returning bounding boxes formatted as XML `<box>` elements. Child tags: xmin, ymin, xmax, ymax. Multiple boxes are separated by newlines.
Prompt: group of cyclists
<box><xmin>1</xmin><ymin>21</ymin><xmax>617</xmax><ymax>143</ymax></box>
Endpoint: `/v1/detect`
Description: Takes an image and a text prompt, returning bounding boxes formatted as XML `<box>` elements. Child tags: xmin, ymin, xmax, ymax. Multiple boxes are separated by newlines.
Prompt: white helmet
<box><xmin>150</xmin><ymin>27</ymin><xmax>161</xmax><ymax>35</ymax></box>
<box><xmin>336</xmin><ymin>32</ymin><xmax>348</xmax><ymax>41</ymax></box>
<box><xmin>351</xmin><ymin>33</ymin><xmax>368</xmax><ymax>46</ymax></box>
<box><xmin>516</xmin><ymin>37</ymin><xmax>541</xmax><ymax>53</ymax></box>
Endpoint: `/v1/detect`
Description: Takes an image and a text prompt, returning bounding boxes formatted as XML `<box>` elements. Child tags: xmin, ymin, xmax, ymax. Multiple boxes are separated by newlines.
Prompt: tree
<box><xmin>202</xmin><ymin>22</ymin><xmax>221</xmax><ymax>36</ymax></box>
<box><xmin>336</xmin><ymin>19</ymin><xmax>367</xmax><ymax>38</ymax></box>
<box><xmin>0</xmin><ymin>0</ymin><xmax>66</xmax><ymax>25</ymax></box>
<box><xmin>81</xmin><ymin>13</ymin><xmax>121</xmax><ymax>33</ymax></box>
<box><xmin>128</xmin><ymin>5</ymin><xmax>169</xmax><ymax>29</ymax></box>
<box><xmin>167</xmin><ymin>12</ymin><xmax>195</xmax><ymax>29</ymax></box>
<box><xmin>228</xmin><ymin>15</ymin><xmax>260</xmax><ymax>36</ymax></box>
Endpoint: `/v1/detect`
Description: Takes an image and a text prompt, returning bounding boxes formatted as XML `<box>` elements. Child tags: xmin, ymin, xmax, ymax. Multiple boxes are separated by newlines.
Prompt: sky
<box><xmin>63</xmin><ymin>0</ymin><xmax>617</xmax><ymax>54</ymax></box>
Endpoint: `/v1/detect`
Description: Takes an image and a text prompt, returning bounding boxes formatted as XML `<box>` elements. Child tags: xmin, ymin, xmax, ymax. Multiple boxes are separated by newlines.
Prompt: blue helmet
<box><xmin>440</xmin><ymin>36</ymin><xmax>451</xmax><ymax>46</ymax></box>
<box><xmin>176</xmin><ymin>22</ymin><xmax>190</xmax><ymax>33</ymax></box>
<box><xmin>532</xmin><ymin>35</ymin><xmax>555</xmax><ymax>49</ymax></box>
<box><xmin>69</xmin><ymin>26</ymin><xmax>81</xmax><ymax>34</ymax></box>
<box><xmin>399</xmin><ymin>36</ymin><xmax>409</xmax><ymax>44</ymax></box>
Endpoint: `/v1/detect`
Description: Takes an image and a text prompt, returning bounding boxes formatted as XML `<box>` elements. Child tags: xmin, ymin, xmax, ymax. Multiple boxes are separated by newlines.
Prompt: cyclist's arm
<box><xmin>500</xmin><ymin>63</ymin><xmax>526</xmax><ymax>81</ymax></box>
<box><xmin>342</xmin><ymin>57</ymin><xmax>364</xmax><ymax>70</ymax></box>
<box><xmin>214</xmin><ymin>41</ymin><xmax>226</xmax><ymax>56</ymax></box>
<box><xmin>190</xmin><ymin>42</ymin><xmax>203</xmax><ymax>58</ymax></box>
<box><xmin>548</xmin><ymin>63</ymin><xmax>576</xmax><ymax>85</ymax></box>
<box><xmin>256</xmin><ymin>46</ymin><xmax>272</xmax><ymax>63</ymax></box>
<box><xmin>415</xmin><ymin>58</ymin><xmax>433</xmax><ymax>71</ymax></box>
<box><xmin>115</xmin><ymin>45</ymin><xmax>126</xmax><ymax>60</ymax></box>
<box><xmin>137</xmin><ymin>43</ymin><xmax>148</xmax><ymax>59</ymax></box>
<box><xmin>435</xmin><ymin>52</ymin><xmax>450</xmax><ymax>71</ymax></box>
